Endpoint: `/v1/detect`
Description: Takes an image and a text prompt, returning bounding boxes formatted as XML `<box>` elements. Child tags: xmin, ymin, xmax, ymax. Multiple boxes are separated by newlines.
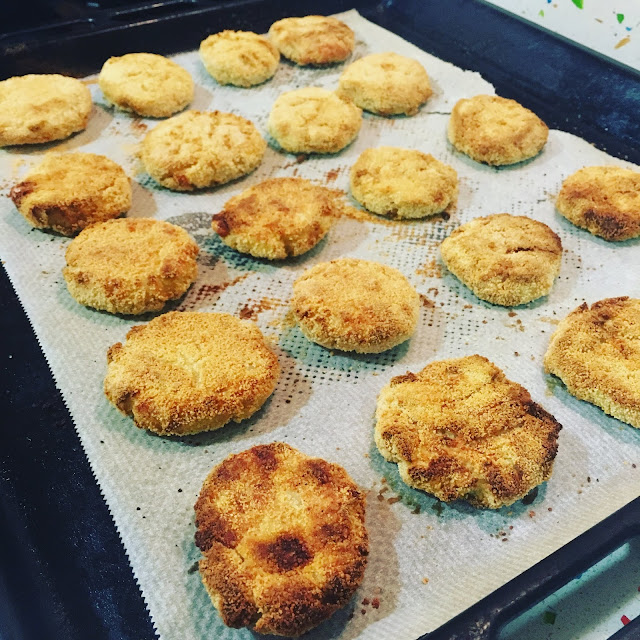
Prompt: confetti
<box><xmin>617</xmin><ymin>13</ymin><xmax>624</xmax><ymax>24</ymax></box>
<box><xmin>571</xmin><ymin>0</ymin><xmax>583</xmax><ymax>8</ymax></box>
<box><xmin>615</xmin><ymin>37</ymin><xmax>631</xmax><ymax>49</ymax></box>
<box><xmin>621</xmin><ymin>614</ymin><xmax>631</xmax><ymax>625</ymax></box>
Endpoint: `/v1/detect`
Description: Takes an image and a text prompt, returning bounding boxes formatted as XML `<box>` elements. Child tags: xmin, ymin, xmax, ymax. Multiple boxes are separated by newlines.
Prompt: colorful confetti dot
<box><xmin>539</xmin><ymin>9</ymin><xmax>544</xmax><ymax>16</ymax></box>
<box><xmin>617</xmin><ymin>13</ymin><xmax>625</xmax><ymax>24</ymax></box>
<box><xmin>571</xmin><ymin>0</ymin><xmax>584</xmax><ymax>8</ymax></box>
<box><xmin>621</xmin><ymin>614</ymin><xmax>631</xmax><ymax>625</ymax></box>
<box><xmin>615</xmin><ymin>36</ymin><xmax>631</xmax><ymax>49</ymax></box>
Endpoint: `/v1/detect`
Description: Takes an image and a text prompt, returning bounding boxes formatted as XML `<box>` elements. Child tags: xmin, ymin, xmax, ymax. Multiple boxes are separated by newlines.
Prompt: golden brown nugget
<box><xmin>212</xmin><ymin>177</ymin><xmax>341</xmax><ymax>259</ymax></box>
<box><xmin>10</xmin><ymin>153</ymin><xmax>131</xmax><ymax>236</ymax></box>
<box><xmin>199</xmin><ymin>30</ymin><xmax>280</xmax><ymax>87</ymax></box>
<box><xmin>556</xmin><ymin>166</ymin><xmax>640</xmax><ymax>241</ymax></box>
<box><xmin>375</xmin><ymin>355</ymin><xmax>562</xmax><ymax>509</ymax></box>
<box><xmin>195</xmin><ymin>442</ymin><xmax>368</xmax><ymax>636</ymax></box>
<box><xmin>292</xmin><ymin>258</ymin><xmax>420</xmax><ymax>353</ymax></box>
<box><xmin>448</xmin><ymin>95</ymin><xmax>548</xmax><ymax>165</ymax></box>
<box><xmin>544</xmin><ymin>297</ymin><xmax>640</xmax><ymax>428</ymax></box>
<box><xmin>268</xmin><ymin>87</ymin><xmax>362</xmax><ymax>154</ymax></box>
<box><xmin>104</xmin><ymin>312</ymin><xmax>280</xmax><ymax>435</ymax></box>
<box><xmin>64</xmin><ymin>218</ymin><xmax>198</xmax><ymax>315</ymax></box>
<box><xmin>268</xmin><ymin>15</ymin><xmax>354</xmax><ymax>66</ymax></box>
<box><xmin>141</xmin><ymin>110</ymin><xmax>266</xmax><ymax>190</ymax></box>
<box><xmin>440</xmin><ymin>214</ymin><xmax>562</xmax><ymax>306</ymax></box>
<box><xmin>0</xmin><ymin>74</ymin><xmax>92</xmax><ymax>146</ymax></box>
<box><xmin>337</xmin><ymin>52</ymin><xmax>432</xmax><ymax>116</ymax></box>
<box><xmin>350</xmin><ymin>146</ymin><xmax>458</xmax><ymax>219</ymax></box>
<box><xmin>98</xmin><ymin>53</ymin><xmax>193</xmax><ymax>118</ymax></box>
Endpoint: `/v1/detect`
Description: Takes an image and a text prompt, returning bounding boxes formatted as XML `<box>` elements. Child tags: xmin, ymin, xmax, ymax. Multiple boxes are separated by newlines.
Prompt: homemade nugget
<box><xmin>0</xmin><ymin>74</ymin><xmax>92</xmax><ymax>146</ymax></box>
<box><xmin>212</xmin><ymin>177</ymin><xmax>341</xmax><ymax>259</ymax></box>
<box><xmin>63</xmin><ymin>218</ymin><xmax>198</xmax><ymax>315</ymax></box>
<box><xmin>199</xmin><ymin>30</ymin><xmax>280</xmax><ymax>87</ymax></box>
<box><xmin>375</xmin><ymin>355</ymin><xmax>562</xmax><ymax>509</ymax></box>
<box><xmin>268</xmin><ymin>15</ymin><xmax>355</xmax><ymax>66</ymax></box>
<box><xmin>544</xmin><ymin>297</ymin><xmax>640</xmax><ymax>429</ymax></box>
<box><xmin>104</xmin><ymin>312</ymin><xmax>280</xmax><ymax>435</ymax></box>
<box><xmin>99</xmin><ymin>53</ymin><xmax>193</xmax><ymax>118</ymax></box>
<box><xmin>448</xmin><ymin>95</ymin><xmax>548</xmax><ymax>165</ymax></box>
<box><xmin>268</xmin><ymin>87</ymin><xmax>362</xmax><ymax>154</ymax></box>
<box><xmin>195</xmin><ymin>442</ymin><xmax>368</xmax><ymax>636</ymax></box>
<box><xmin>10</xmin><ymin>153</ymin><xmax>131</xmax><ymax>236</ymax></box>
<box><xmin>141</xmin><ymin>110</ymin><xmax>266</xmax><ymax>190</ymax></box>
<box><xmin>556</xmin><ymin>166</ymin><xmax>640</xmax><ymax>241</ymax></box>
<box><xmin>440</xmin><ymin>213</ymin><xmax>562</xmax><ymax>306</ymax></box>
<box><xmin>337</xmin><ymin>52</ymin><xmax>432</xmax><ymax>116</ymax></box>
<box><xmin>350</xmin><ymin>146</ymin><xmax>458</xmax><ymax>219</ymax></box>
<box><xmin>292</xmin><ymin>258</ymin><xmax>420</xmax><ymax>353</ymax></box>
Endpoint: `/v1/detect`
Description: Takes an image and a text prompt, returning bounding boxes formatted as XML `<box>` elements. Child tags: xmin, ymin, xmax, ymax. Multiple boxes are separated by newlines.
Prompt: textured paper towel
<box><xmin>1</xmin><ymin>10</ymin><xmax>639</xmax><ymax>640</ymax></box>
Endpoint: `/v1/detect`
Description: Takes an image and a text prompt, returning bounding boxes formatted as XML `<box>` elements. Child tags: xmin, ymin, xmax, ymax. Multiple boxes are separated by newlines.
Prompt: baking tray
<box><xmin>0</xmin><ymin>1</ymin><xmax>639</xmax><ymax>639</ymax></box>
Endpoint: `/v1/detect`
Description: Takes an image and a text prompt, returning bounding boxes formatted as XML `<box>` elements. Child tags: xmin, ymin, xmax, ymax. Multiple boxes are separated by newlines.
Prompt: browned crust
<box><xmin>375</xmin><ymin>355</ymin><xmax>562</xmax><ymax>508</ymax></box>
<box><xmin>291</xmin><ymin>258</ymin><xmax>420</xmax><ymax>353</ymax></box>
<box><xmin>544</xmin><ymin>297</ymin><xmax>640</xmax><ymax>427</ymax></box>
<box><xmin>447</xmin><ymin>95</ymin><xmax>548</xmax><ymax>166</ymax></box>
<box><xmin>440</xmin><ymin>213</ymin><xmax>563</xmax><ymax>306</ymax></box>
<box><xmin>555</xmin><ymin>166</ymin><xmax>640</xmax><ymax>241</ymax></box>
<box><xmin>211</xmin><ymin>177</ymin><xmax>340</xmax><ymax>259</ymax></box>
<box><xmin>104</xmin><ymin>312</ymin><xmax>280</xmax><ymax>435</ymax></box>
<box><xmin>269</xmin><ymin>16</ymin><xmax>354</xmax><ymax>66</ymax></box>
<box><xmin>10</xmin><ymin>153</ymin><xmax>132</xmax><ymax>236</ymax></box>
<box><xmin>195</xmin><ymin>443</ymin><xmax>368</xmax><ymax>636</ymax></box>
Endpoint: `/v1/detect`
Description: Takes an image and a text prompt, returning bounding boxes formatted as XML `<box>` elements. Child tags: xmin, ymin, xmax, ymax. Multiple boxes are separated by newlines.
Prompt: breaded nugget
<box><xmin>195</xmin><ymin>442</ymin><xmax>368</xmax><ymax>636</ymax></box>
<box><xmin>375</xmin><ymin>355</ymin><xmax>562</xmax><ymax>509</ymax></box>
<box><xmin>199</xmin><ymin>30</ymin><xmax>280</xmax><ymax>87</ymax></box>
<box><xmin>337</xmin><ymin>52</ymin><xmax>431</xmax><ymax>116</ymax></box>
<box><xmin>556</xmin><ymin>166</ymin><xmax>640</xmax><ymax>241</ymax></box>
<box><xmin>141</xmin><ymin>110</ymin><xmax>266</xmax><ymax>190</ymax></box>
<box><xmin>212</xmin><ymin>177</ymin><xmax>341</xmax><ymax>259</ymax></box>
<box><xmin>544</xmin><ymin>297</ymin><xmax>640</xmax><ymax>428</ymax></box>
<box><xmin>0</xmin><ymin>74</ymin><xmax>92</xmax><ymax>146</ymax></box>
<box><xmin>10</xmin><ymin>153</ymin><xmax>131</xmax><ymax>236</ymax></box>
<box><xmin>440</xmin><ymin>214</ymin><xmax>562</xmax><ymax>306</ymax></box>
<box><xmin>99</xmin><ymin>53</ymin><xmax>193</xmax><ymax>118</ymax></box>
<box><xmin>292</xmin><ymin>258</ymin><xmax>420</xmax><ymax>353</ymax></box>
<box><xmin>268</xmin><ymin>15</ymin><xmax>354</xmax><ymax>66</ymax></box>
<box><xmin>104</xmin><ymin>311</ymin><xmax>280</xmax><ymax>435</ymax></box>
<box><xmin>268</xmin><ymin>87</ymin><xmax>362</xmax><ymax>154</ymax></box>
<box><xmin>448</xmin><ymin>95</ymin><xmax>548</xmax><ymax>165</ymax></box>
<box><xmin>350</xmin><ymin>146</ymin><xmax>458</xmax><ymax>219</ymax></box>
<box><xmin>64</xmin><ymin>218</ymin><xmax>198</xmax><ymax>315</ymax></box>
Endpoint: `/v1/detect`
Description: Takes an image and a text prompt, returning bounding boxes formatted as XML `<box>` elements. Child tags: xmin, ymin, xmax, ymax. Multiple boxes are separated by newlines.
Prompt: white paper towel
<box><xmin>1</xmin><ymin>10</ymin><xmax>639</xmax><ymax>639</ymax></box>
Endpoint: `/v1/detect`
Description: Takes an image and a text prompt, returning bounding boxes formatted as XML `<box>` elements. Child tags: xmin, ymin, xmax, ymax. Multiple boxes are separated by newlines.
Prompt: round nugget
<box><xmin>268</xmin><ymin>87</ymin><xmax>362</xmax><ymax>154</ymax></box>
<box><xmin>0</xmin><ymin>74</ymin><xmax>91</xmax><ymax>146</ymax></box>
<box><xmin>9</xmin><ymin>153</ymin><xmax>131</xmax><ymax>236</ymax></box>
<box><xmin>337</xmin><ymin>53</ymin><xmax>431</xmax><ymax>116</ymax></box>
<box><xmin>375</xmin><ymin>355</ymin><xmax>562</xmax><ymax>509</ymax></box>
<box><xmin>199</xmin><ymin>31</ymin><xmax>280</xmax><ymax>87</ymax></box>
<box><xmin>64</xmin><ymin>218</ymin><xmax>199</xmax><ymax>315</ymax></box>
<box><xmin>195</xmin><ymin>442</ymin><xmax>368</xmax><ymax>636</ymax></box>
<box><xmin>104</xmin><ymin>312</ymin><xmax>280</xmax><ymax>435</ymax></box>
<box><xmin>544</xmin><ymin>297</ymin><xmax>640</xmax><ymax>429</ymax></box>
<box><xmin>98</xmin><ymin>53</ymin><xmax>193</xmax><ymax>118</ymax></box>
<box><xmin>268</xmin><ymin>15</ymin><xmax>354</xmax><ymax>66</ymax></box>
<box><xmin>292</xmin><ymin>258</ymin><xmax>420</xmax><ymax>353</ymax></box>
<box><xmin>212</xmin><ymin>178</ymin><xmax>341</xmax><ymax>259</ymax></box>
<box><xmin>440</xmin><ymin>214</ymin><xmax>562</xmax><ymax>306</ymax></box>
<box><xmin>555</xmin><ymin>166</ymin><xmax>640</xmax><ymax>241</ymax></box>
<box><xmin>141</xmin><ymin>110</ymin><xmax>266</xmax><ymax>190</ymax></box>
<box><xmin>350</xmin><ymin>147</ymin><xmax>458</xmax><ymax>219</ymax></box>
<box><xmin>448</xmin><ymin>95</ymin><xmax>548</xmax><ymax>165</ymax></box>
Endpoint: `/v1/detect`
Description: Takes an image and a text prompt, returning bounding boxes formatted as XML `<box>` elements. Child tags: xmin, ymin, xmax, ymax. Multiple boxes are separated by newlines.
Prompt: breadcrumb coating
<box><xmin>195</xmin><ymin>442</ymin><xmax>368</xmax><ymax>636</ymax></box>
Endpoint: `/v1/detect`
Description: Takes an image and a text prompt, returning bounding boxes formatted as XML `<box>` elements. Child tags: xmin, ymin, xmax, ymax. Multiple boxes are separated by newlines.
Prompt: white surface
<box><xmin>1</xmin><ymin>9</ymin><xmax>640</xmax><ymax>640</ymax></box>
<box><xmin>484</xmin><ymin>0</ymin><xmax>640</xmax><ymax>72</ymax></box>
